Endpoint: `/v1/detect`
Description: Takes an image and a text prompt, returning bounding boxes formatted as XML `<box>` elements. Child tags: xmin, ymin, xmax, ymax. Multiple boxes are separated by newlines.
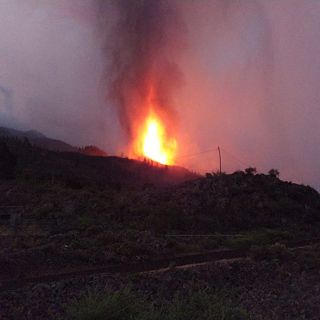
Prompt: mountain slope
<box><xmin>0</xmin><ymin>126</ymin><xmax>77</xmax><ymax>152</ymax></box>
<box><xmin>0</xmin><ymin>135</ymin><xmax>198</xmax><ymax>188</ymax></box>
<box><xmin>0</xmin><ymin>126</ymin><xmax>107</xmax><ymax>156</ymax></box>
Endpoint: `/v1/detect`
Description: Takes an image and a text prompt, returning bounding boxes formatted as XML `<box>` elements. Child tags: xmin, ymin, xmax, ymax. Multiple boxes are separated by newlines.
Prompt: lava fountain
<box><xmin>101</xmin><ymin>0</ymin><xmax>183</xmax><ymax>166</ymax></box>
<box><xmin>139</xmin><ymin>112</ymin><xmax>177</xmax><ymax>165</ymax></box>
<box><xmin>133</xmin><ymin>87</ymin><xmax>177</xmax><ymax>165</ymax></box>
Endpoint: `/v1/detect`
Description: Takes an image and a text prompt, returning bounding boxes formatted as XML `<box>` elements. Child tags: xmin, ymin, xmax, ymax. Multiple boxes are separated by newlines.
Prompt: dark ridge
<box><xmin>0</xmin><ymin>135</ymin><xmax>198</xmax><ymax>188</ymax></box>
<box><xmin>0</xmin><ymin>126</ymin><xmax>108</xmax><ymax>156</ymax></box>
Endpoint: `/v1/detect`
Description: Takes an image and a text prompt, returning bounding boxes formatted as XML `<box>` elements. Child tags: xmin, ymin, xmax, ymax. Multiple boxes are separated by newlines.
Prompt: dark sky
<box><xmin>0</xmin><ymin>0</ymin><xmax>319</xmax><ymax>189</ymax></box>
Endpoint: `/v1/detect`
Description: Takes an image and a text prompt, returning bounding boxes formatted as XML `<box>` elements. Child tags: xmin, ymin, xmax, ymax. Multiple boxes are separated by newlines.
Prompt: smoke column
<box><xmin>0</xmin><ymin>85</ymin><xmax>17</xmax><ymax>128</ymax></box>
<box><xmin>99</xmin><ymin>0</ymin><xmax>185</xmax><ymax>148</ymax></box>
<box><xmin>0</xmin><ymin>86</ymin><xmax>13</xmax><ymax>112</ymax></box>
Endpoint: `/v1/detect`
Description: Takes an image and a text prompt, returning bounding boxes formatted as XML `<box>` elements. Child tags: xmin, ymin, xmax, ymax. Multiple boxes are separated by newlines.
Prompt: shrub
<box><xmin>244</xmin><ymin>167</ymin><xmax>256</xmax><ymax>175</ymax></box>
<box><xmin>226</xmin><ymin>236</ymin><xmax>252</xmax><ymax>250</ymax></box>
<box><xmin>250</xmin><ymin>243</ymin><xmax>292</xmax><ymax>262</ymax></box>
<box><xmin>227</xmin><ymin>229</ymin><xmax>292</xmax><ymax>250</ymax></box>
<box><xmin>66</xmin><ymin>287</ymin><xmax>144</xmax><ymax>320</ymax></box>
<box><xmin>148</xmin><ymin>202</ymin><xmax>184</xmax><ymax>234</ymax></box>
<box><xmin>66</xmin><ymin>288</ymin><xmax>248</xmax><ymax>320</ymax></box>
<box><xmin>0</xmin><ymin>141</ymin><xmax>17</xmax><ymax>179</ymax></box>
<box><xmin>268</xmin><ymin>169</ymin><xmax>280</xmax><ymax>178</ymax></box>
<box><xmin>151</xmin><ymin>291</ymin><xmax>248</xmax><ymax>320</ymax></box>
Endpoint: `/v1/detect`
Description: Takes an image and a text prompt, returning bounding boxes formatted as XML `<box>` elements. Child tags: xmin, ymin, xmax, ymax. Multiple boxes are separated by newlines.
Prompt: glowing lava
<box><xmin>141</xmin><ymin>113</ymin><xmax>177</xmax><ymax>165</ymax></box>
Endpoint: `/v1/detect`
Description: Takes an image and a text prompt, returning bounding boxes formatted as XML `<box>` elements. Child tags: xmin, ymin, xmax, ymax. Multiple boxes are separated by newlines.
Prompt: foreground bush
<box><xmin>66</xmin><ymin>287</ymin><xmax>248</xmax><ymax>320</ymax></box>
<box><xmin>66</xmin><ymin>287</ymin><xmax>143</xmax><ymax>320</ymax></box>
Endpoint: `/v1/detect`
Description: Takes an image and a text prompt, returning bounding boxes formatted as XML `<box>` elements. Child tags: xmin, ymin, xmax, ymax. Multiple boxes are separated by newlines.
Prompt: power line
<box><xmin>176</xmin><ymin>147</ymin><xmax>219</xmax><ymax>160</ymax></box>
<box><xmin>219</xmin><ymin>147</ymin><xmax>250</xmax><ymax>168</ymax></box>
<box><xmin>176</xmin><ymin>145</ymin><xmax>251</xmax><ymax>169</ymax></box>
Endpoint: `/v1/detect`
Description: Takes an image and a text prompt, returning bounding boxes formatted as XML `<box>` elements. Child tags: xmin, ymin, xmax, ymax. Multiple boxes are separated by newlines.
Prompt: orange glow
<box><xmin>140</xmin><ymin>112</ymin><xmax>177</xmax><ymax>165</ymax></box>
<box><xmin>131</xmin><ymin>84</ymin><xmax>177</xmax><ymax>165</ymax></box>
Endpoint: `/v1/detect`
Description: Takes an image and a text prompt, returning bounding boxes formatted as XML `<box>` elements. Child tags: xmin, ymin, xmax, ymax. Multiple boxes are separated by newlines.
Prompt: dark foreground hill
<box><xmin>0</xmin><ymin>135</ymin><xmax>198</xmax><ymax>188</ymax></box>
<box><xmin>0</xmin><ymin>135</ymin><xmax>320</xmax><ymax>319</ymax></box>
<box><xmin>0</xmin><ymin>134</ymin><xmax>319</xmax><ymax>270</ymax></box>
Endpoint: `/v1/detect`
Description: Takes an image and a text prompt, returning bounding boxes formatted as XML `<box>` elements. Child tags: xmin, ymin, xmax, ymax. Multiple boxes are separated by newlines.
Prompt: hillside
<box><xmin>0</xmin><ymin>126</ymin><xmax>77</xmax><ymax>152</ymax></box>
<box><xmin>0</xmin><ymin>126</ymin><xmax>107</xmax><ymax>156</ymax></box>
<box><xmin>0</xmin><ymin>135</ymin><xmax>319</xmax><ymax>270</ymax></box>
<box><xmin>0</xmin><ymin>135</ymin><xmax>197</xmax><ymax>188</ymax></box>
<box><xmin>0</xmin><ymin>135</ymin><xmax>320</xmax><ymax>319</ymax></box>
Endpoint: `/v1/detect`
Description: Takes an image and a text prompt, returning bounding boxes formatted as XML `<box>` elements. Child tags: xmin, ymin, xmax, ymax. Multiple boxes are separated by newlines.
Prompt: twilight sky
<box><xmin>0</xmin><ymin>0</ymin><xmax>319</xmax><ymax>189</ymax></box>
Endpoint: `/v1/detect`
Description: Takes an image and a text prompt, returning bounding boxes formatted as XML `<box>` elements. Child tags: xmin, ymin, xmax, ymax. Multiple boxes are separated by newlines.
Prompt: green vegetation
<box><xmin>1</xmin><ymin>135</ymin><xmax>320</xmax><ymax>320</ymax></box>
<box><xmin>66</xmin><ymin>287</ymin><xmax>248</xmax><ymax>320</ymax></box>
<box><xmin>226</xmin><ymin>229</ymin><xmax>292</xmax><ymax>250</ymax></box>
<box><xmin>151</xmin><ymin>292</ymin><xmax>248</xmax><ymax>320</ymax></box>
<box><xmin>250</xmin><ymin>243</ymin><xmax>293</xmax><ymax>263</ymax></box>
<box><xmin>66</xmin><ymin>287</ymin><xmax>144</xmax><ymax>320</ymax></box>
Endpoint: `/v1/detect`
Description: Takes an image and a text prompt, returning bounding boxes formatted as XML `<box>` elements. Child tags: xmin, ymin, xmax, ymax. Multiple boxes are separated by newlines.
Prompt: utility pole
<box><xmin>218</xmin><ymin>146</ymin><xmax>222</xmax><ymax>174</ymax></box>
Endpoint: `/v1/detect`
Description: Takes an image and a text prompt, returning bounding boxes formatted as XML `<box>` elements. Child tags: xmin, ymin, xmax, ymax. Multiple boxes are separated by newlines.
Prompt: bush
<box><xmin>66</xmin><ymin>288</ymin><xmax>248</xmax><ymax>320</ymax></box>
<box><xmin>151</xmin><ymin>291</ymin><xmax>248</xmax><ymax>320</ymax></box>
<box><xmin>147</xmin><ymin>202</ymin><xmax>184</xmax><ymax>234</ymax></box>
<box><xmin>250</xmin><ymin>243</ymin><xmax>292</xmax><ymax>262</ymax></box>
<box><xmin>226</xmin><ymin>229</ymin><xmax>292</xmax><ymax>250</ymax></box>
<box><xmin>268</xmin><ymin>169</ymin><xmax>280</xmax><ymax>178</ymax></box>
<box><xmin>66</xmin><ymin>287</ymin><xmax>144</xmax><ymax>320</ymax></box>
<box><xmin>244</xmin><ymin>167</ymin><xmax>256</xmax><ymax>175</ymax></box>
<box><xmin>0</xmin><ymin>141</ymin><xmax>17</xmax><ymax>179</ymax></box>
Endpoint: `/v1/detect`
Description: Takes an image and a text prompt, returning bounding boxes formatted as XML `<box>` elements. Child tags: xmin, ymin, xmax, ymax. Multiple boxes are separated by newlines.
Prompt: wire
<box><xmin>176</xmin><ymin>145</ymin><xmax>251</xmax><ymax>169</ymax></box>
<box><xmin>220</xmin><ymin>147</ymin><xmax>251</xmax><ymax>168</ymax></box>
<box><xmin>177</xmin><ymin>147</ymin><xmax>219</xmax><ymax>160</ymax></box>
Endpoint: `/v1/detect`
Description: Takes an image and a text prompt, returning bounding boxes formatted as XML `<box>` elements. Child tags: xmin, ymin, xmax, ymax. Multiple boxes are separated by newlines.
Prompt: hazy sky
<box><xmin>0</xmin><ymin>0</ymin><xmax>319</xmax><ymax>189</ymax></box>
<box><xmin>0</xmin><ymin>0</ymin><xmax>123</xmax><ymax>150</ymax></box>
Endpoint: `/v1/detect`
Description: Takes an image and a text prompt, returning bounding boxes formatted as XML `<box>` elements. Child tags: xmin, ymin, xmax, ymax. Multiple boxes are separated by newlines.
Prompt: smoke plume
<box><xmin>0</xmin><ymin>86</ymin><xmax>13</xmax><ymax>112</ymax></box>
<box><xmin>99</xmin><ymin>0</ymin><xmax>185</xmax><ymax>143</ymax></box>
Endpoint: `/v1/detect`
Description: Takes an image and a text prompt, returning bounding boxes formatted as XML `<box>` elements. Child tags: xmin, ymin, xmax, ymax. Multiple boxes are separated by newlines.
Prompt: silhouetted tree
<box><xmin>0</xmin><ymin>141</ymin><xmax>17</xmax><ymax>179</ymax></box>
<box><xmin>268</xmin><ymin>169</ymin><xmax>280</xmax><ymax>178</ymax></box>
<box><xmin>23</xmin><ymin>137</ymin><xmax>32</xmax><ymax>148</ymax></box>
<box><xmin>245</xmin><ymin>167</ymin><xmax>257</xmax><ymax>175</ymax></box>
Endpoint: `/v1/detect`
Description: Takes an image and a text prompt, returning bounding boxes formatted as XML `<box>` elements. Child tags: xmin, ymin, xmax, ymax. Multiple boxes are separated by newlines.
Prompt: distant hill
<box><xmin>0</xmin><ymin>127</ymin><xmax>46</xmax><ymax>140</ymax></box>
<box><xmin>0</xmin><ymin>126</ymin><xmax>107</xmax><ymax>156</ymax></box>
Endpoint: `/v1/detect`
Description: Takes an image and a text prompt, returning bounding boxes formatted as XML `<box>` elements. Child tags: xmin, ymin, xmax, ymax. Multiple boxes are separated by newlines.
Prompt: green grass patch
<box><xmin>66</xmin><ymin>287</ymin><xmax>144</xmax><ymax>320</ymax></box>
<box><xmin>65</xmin><ymin>287</ymin><xmax>248</xmax><ymax>320</ymax></box>
<box><xmin>225</xmin><ymin>229</ymin><xmax>292</xmax><ymax>250</ymax></box>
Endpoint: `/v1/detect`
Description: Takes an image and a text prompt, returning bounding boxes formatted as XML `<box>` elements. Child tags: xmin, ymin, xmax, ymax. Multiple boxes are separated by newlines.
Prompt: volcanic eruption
<box><xmin>100</xmin><ymin>0</ymin><xmax>184</xmax><ymax>165</ymax></box>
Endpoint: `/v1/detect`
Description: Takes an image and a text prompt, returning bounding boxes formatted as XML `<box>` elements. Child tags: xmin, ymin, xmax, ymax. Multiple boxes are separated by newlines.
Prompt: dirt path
<box><xmin>1</xmin><ymin>238</ymin><xmax>318</xmax><ymax>292</ymax></box>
